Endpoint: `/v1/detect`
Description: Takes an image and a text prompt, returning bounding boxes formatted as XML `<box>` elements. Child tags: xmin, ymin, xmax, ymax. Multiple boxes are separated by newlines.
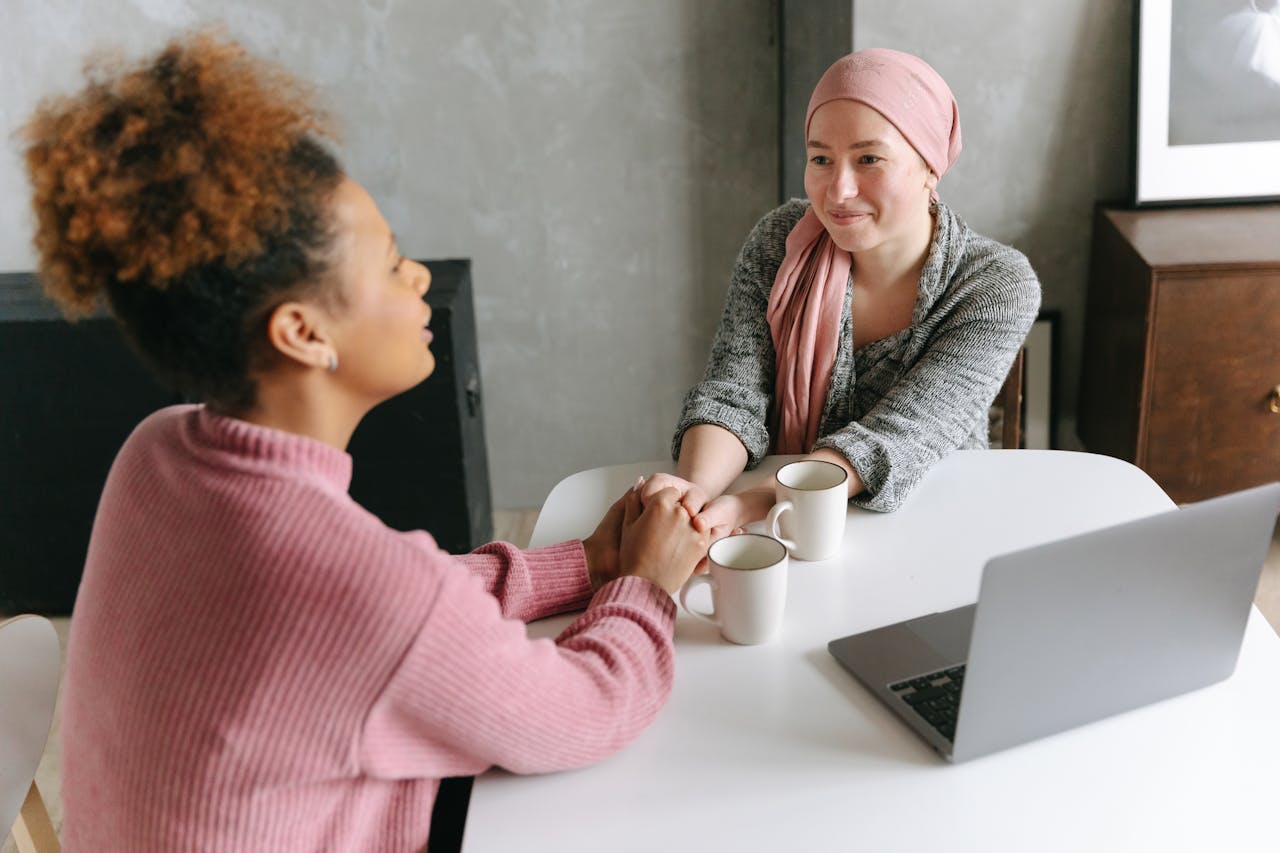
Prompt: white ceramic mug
<box><xmin>679</xmin><ymin>533</ymin><xmax>788</xmax><ymax>645</ymax></box>
<box><xmin>765</xmin><ymin>459</ymin><xmax>849</xmax><ymax>561</ymax></box>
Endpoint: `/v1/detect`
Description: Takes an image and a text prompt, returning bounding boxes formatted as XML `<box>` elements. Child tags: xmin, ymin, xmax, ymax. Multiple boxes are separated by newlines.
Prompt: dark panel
<box><xmin>1</xmin><ymin>260</ymin><xmax>492</xmax><ymax>614</ymax></box>
<box><xmin>0</xmin><ymin>286</ymin><xmax>180</xmax><ymax>614</ymax></box>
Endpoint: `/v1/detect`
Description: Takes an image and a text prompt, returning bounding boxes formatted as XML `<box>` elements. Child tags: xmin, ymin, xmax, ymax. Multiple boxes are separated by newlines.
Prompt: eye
<box><xmin>857</xmin><ymin>155</ymin><xmax>883</xmax><ymax>165</ymax></box>
<box><xmin>809</xmin><ymin>154</ymin><xmax>831</xmax><ymax>166</ymax></box>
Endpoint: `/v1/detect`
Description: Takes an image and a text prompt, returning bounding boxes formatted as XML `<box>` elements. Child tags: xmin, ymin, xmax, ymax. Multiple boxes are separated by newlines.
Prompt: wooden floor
<box><xmin>7</xmin><ymin>510</ymin><xmax>1280</xmax><ymax>852</ymax></box>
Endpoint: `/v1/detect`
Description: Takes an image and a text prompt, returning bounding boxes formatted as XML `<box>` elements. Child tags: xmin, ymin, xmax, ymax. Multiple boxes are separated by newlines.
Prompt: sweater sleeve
<box><xmin>359</xmin><ymin>571</ymin><xmax>676</xmax><ymax>779</ymax></box>
<box><xmin>672</xmin><ymin>202</ymin><xmax>806</xmax><ymax>467</ymax></box>
<box><xmin>814</xmin><ymin>250</ymin><xmax>1041</xmax><ymax>512</ymax></box>
<box><xmin>455</xmin><ymin>539</ymin><xmax>594</xmax><ymax>622</ymax></box>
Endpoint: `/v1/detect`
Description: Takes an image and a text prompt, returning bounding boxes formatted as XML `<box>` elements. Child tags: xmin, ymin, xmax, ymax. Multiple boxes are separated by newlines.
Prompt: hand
<box><xmin>619</xmin><ymin>487</ymin><xmax>711</xmax><ymax>595</ymax></box>
<box><xmin>583</xmin><ymin>491</ymin><xmax>628</xmax><ymax>591</ymax></box>
<box><xmin>638</xmin><ymin>473</ymin><xmax>708</xmax><ymax>518</ymax></box>
<box><xmin>697</xmin><ymin>487</ymin><xmax>776</xmax><ymax>543</ymax></box>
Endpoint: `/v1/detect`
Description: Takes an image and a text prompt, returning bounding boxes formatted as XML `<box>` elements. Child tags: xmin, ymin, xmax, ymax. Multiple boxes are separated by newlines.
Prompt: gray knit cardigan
<box><xmin>673</xmin><ymin>199</ymin><xmax>1041</xmax><ymax>512</ymax></box>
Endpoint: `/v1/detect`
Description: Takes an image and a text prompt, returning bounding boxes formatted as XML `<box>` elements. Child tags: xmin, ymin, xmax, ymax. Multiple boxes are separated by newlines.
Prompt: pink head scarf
<box><xmin>767</xmin><ymin>49</ymin><xmax>961</xmax><ymax>454</ymax></box>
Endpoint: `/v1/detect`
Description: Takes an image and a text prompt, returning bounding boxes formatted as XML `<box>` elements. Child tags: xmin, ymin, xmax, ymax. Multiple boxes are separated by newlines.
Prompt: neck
<box><xmin>225</xmin><ymin>367</ymin><xmax>371</xmax><ymax>451</ymax></box>
<box><xmin>852</xmin><ymin>204</ymin><xmax>936</xmax><ymax>289</ymax></box>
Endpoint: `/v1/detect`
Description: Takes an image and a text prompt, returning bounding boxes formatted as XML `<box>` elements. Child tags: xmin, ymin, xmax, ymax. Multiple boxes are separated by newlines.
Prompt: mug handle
<box><xmin>766</xmin><ymin>500</ymin><xmax>798</xmax><ymax>551</ymax></box>
<box><xmin>678</xmin><ymin>573</ymin><xmax>718</xmax><ymax>626</ymax></box>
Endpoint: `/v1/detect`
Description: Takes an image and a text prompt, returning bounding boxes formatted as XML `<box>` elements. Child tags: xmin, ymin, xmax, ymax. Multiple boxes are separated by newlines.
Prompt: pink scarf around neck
<box><xmin>766</xmin><ymin>207</ymin><xmax>849</xmax><ymax>454</ymax></box>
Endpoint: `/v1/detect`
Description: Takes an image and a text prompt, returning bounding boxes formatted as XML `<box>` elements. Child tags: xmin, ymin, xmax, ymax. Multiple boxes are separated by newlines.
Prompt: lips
<box><xmin>827</xmin><ymin>209</ymin><xmax>871</xmax><ymax>224</ymax></box>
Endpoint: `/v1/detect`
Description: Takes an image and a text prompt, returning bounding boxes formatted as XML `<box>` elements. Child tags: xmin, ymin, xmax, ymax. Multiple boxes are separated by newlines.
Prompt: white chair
<box><xmin>1</xmin><ymin>615</ymin><xmax>62</xmax><ymax>853</ymax></box>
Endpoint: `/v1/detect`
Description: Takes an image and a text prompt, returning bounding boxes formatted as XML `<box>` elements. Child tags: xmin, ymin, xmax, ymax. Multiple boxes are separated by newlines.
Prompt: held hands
<box><xmin>638</xmin><ymin>473</ymin><xmax>709</xmax><ymax>518</ymax></box>
<box><xmin>619</xmin><ymin>487</ymin><xmax>710</xmax><ymax>594</ymax></box>
<box><xmin>584</xmin><ymin>483</ymin><xmax>710</xmax><ymax>595</ymax></box>
<box><xmin>639</xmin><ymin>474</ymin><xmax>775</xmax><ymax>544</ymax></box>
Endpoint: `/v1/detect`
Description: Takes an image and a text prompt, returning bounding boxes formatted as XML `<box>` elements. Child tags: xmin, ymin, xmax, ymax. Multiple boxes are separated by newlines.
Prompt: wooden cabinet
<box><xmin>1078</xmin><ymin>204</ymin><xmax>1280</xmax><ymax>503</ymax></box>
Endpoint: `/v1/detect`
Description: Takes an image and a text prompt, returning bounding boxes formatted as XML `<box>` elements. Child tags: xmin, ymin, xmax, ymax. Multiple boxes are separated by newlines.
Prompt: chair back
<box><xmin>1</xmin><ymin>615</ymin><xmax>62</xmax><ymax>852</ymax></box>
<box><xmin>996</xmin><ymin>348</ymin><xmax>1025</xmax><ymax>449</ymax></box>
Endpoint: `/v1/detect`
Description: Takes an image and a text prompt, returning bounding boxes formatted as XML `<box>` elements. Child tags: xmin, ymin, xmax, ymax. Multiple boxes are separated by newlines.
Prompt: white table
<box><xmin>463</xmin><ymin>451</ymin><xmax>1280</xmax><ymax>852</ymax></box>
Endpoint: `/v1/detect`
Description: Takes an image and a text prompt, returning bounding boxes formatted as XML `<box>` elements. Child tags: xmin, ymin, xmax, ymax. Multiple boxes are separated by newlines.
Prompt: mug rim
<box><xmin>708</xmin><ymin>532</ymin><xmax>788</xmax><ymax>571</ymax></box>
<box><xmin>774</xmin><ymin>458</ymin><xmax>849</xmax><ymax>492</ymax></box>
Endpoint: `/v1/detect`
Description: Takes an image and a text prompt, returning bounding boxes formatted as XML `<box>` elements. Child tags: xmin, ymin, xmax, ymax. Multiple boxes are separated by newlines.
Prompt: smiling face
<box><xmin>323</xmin><ymin>178</ymin><xmax>434</xmax><ymax>405</ymax></box>
<box><xmin>803</xmin><ymin>99</ymin><xmax>937</xmax><ymax>256</ymax></box>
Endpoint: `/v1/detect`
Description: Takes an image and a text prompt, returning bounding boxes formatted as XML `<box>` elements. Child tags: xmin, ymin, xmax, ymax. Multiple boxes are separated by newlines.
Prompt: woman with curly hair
<box><xmin>24</xmin><ymin>32</ymin><xmax>707</xmax><ymax>851</ymax></box>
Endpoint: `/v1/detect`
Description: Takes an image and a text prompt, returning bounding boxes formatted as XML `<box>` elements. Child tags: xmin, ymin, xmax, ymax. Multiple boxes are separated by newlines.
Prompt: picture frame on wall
<box><xmin>1132</xmin><ymin>0</ymin><xmax>1280</xmax><ymax>206</ymax></box>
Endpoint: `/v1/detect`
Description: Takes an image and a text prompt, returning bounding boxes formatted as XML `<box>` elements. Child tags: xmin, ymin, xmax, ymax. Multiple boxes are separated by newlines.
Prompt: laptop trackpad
<box><xmin>903</xmin><ymin>604</ymin><xmax>976</xmax><ymax>662</ymax></box>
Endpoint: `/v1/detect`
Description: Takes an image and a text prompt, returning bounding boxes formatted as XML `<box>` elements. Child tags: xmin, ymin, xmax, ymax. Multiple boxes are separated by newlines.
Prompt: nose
<box><xmin>412</xmin><ymin>261</ymin><xmax>431</xmax><ymax>298</ymax></box>
<box><xmin>828</xmin><ymin>163</ymin><xmax>859</xmax><ymax>202</ymax></box>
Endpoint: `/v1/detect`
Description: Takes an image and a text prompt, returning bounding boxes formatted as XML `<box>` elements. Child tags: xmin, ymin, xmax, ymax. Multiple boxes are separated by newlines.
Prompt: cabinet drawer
<box><xmin>1142</xmin><ymin>272</ymin><xmax>1280</xmax><ymax>502</ymax></box>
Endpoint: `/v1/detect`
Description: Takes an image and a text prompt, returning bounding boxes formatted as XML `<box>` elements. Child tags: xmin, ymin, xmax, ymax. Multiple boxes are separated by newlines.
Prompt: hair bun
<box><xmin>23</xmin><ymin>29</ymin><xmax>336</xmax><ymax>316</ymax></box>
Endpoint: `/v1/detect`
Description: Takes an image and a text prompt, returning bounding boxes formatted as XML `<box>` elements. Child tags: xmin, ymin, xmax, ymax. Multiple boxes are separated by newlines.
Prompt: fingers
<box><xmin>648</xmin><ymin>486</ymin><xmax>682</xmax><ymax>508</ymax></box>
<box><xmin>637</xmin><ymin>473</ymin><xmax>673</xmax><ymax>504</ymax></box>
<box><xmin>637</xmin><ymin>474</ymin><xmax>708</xmax><ymax>516</ymax></box>
<box><xmin>623</xmin><ymin>485</ymin><xmax>644</xmax><ymax>528</ymax></box>
<box><xmin>601</xmin><ymin>491</ymin><xmax>626</xmax><ymax>528</ymax></box>
<box><xmin>708</xmin><ymin>523</ymin><xmax>737</xmax><ymax>543</ymax></box>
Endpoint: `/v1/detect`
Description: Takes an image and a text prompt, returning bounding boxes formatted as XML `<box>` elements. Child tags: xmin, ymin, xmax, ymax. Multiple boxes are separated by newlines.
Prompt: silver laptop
<box><xmin>828</xmin><ymin>482</ymin><xmax>1280</xmax><ymax>763</ymax></box>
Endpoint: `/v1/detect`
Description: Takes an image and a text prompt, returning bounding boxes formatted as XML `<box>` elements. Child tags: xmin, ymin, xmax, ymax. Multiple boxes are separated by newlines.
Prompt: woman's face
<box><xmin>324</xmin><ymin>178</ymin><xmax>435</xmax><ymax>404</ymax></box>
<box><xmin>803</xmin><ymin>99</ymin><xmax>936</xmax><ymax>255</ymax></box>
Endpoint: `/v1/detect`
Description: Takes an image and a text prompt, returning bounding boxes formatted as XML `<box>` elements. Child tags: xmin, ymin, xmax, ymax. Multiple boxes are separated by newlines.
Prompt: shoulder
<box><xmin>107</xmin><ymin>403</ymin><xmax>201</xmax><ymax>477</ymax></box>
<box><xmin>934</xmin><ymin>206</ymin><xmax>1041</xmax><ymax>317</ymax></box>
<box><xmin>732</xmin><ymin>199</ymin><xmax>810</xmax><ymax>292</ymax></box>
<box><xmin>121</xmin><ymin>403</ymin><xmax>200</xmax><ymax>447</ymax></box>
<box><xmin>739</xmin><ymin>199</ymin><xmax>809</xmax><ymax>260</ymax></box>
<box><xmin>750</xmin><ymin>198</ymin><xmax>809</xmax><ymax>240</ymax></box>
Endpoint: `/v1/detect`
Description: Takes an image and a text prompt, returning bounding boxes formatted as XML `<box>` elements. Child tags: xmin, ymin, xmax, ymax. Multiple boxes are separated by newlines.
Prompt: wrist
<box><xmin>725</xmin><ymin>486</ymin><xmax>775</xmax><ymax>527</ymax></box>
<box><xmin>805</xmin><ymin>448</ymin><xmax>863</xmax><ymax>497</ymax></box>
<box><xmin>581</xmin><ymin>537</ymin><xmax>605</xmax><ymax>591</ymax></box>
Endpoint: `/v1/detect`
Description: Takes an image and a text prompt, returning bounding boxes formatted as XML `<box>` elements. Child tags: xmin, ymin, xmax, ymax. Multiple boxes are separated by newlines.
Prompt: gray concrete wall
<box><xmin>0</xmin><ymin>0</ymin><xmax>778</xmax><ymax>508</ymax></box>
<box><xmin>2</xmin><ymin>1</ymin><xmax>1133</xmax><ymax>507</ymax></box>
<box><xmin>851</xmin><ymin>0</ymin><xmax>1133</xmax><ymax>449</ymax></box>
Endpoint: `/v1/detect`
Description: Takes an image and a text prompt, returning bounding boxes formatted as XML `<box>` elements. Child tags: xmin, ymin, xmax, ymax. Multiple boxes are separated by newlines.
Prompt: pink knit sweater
<box><xmin>60</xmin><ymin>406</ymin><xmax>676</xmax><ymax>851</ymax></box>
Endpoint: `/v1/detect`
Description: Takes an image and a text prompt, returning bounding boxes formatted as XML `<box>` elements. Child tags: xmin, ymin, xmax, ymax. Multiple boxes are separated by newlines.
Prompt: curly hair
<box><xmin>21</xmin><ymin>31</ymin><xmax>344</xmax><ymax>409</ymax></box>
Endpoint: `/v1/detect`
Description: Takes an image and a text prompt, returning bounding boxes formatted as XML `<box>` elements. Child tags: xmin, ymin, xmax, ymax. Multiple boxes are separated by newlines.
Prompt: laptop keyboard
<box><xmin>889</xmin><ymin>665</ymin><xmax>965</xmax><ymax>743</ymax></box>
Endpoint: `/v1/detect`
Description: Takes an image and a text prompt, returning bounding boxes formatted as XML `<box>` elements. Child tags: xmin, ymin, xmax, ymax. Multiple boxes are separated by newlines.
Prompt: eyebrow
<box><xmin>805</xmin><ymin>139</ymin><xmax>887</xmax><ymax>150</ymax></box>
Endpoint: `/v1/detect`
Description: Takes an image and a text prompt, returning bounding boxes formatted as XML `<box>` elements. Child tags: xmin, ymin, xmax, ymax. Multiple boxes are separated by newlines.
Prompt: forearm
<box><xmin>675</xmin><ymin>423</ymin><xmax>749</xmax><ymax>500</ymax></box>
<box><xmin>457</xmin><ymin>540</ymin><xmax>593</xmax><ymax>622</ymax></box>
<box><xmin>360</xmin><ymin>574</ymin><xmax>676</xmax><ymax>779</ymax></box>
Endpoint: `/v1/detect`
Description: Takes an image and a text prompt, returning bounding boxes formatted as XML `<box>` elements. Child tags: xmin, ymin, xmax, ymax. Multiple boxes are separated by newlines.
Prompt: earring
<box><xmin>327</xmin><ymin>353</ymin><xmax>338</xmax><ymax>373</ymax></box>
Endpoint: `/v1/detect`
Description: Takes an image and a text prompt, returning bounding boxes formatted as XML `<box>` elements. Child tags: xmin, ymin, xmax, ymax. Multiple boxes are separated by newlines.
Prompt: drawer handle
<box><xmin>1271</xmin><ymin>386</ymin><xmax>1280</xmax><ymax>414</ymax></box>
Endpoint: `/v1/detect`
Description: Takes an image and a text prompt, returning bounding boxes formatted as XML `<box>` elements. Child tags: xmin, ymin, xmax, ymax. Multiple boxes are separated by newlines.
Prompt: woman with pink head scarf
<box><xmin>645</xmin><ymin>48</ymin><xmax>1040</xmax><ymax>535</ymax></box>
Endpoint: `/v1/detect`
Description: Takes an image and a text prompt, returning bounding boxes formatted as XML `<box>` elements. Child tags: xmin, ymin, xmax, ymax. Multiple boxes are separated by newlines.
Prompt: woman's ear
<box><xmin>924</xmin><ymin>170</ymin><xmax>939</xmax><ymax>192</ymax></box>
<box><xmin>265</xmin><ymin>301</ymin><xmax>335</xmax><ymax>371</ymax></box>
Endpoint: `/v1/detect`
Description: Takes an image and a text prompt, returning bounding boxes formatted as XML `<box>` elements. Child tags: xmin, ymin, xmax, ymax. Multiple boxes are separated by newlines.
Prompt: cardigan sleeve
<box><xmin>358</xmin><ymin>570</ymin><xmax>676</xmax><ymax>779</ymax></box>
<box><xmin>813</xmin><ymin>249</ymin><xmax>1041</xmax><ymax>512</ymax></box>
<box><xmin>672</xmin><ymin>201</ymin><xmax>806</xmax><ymax>468</ymax></box>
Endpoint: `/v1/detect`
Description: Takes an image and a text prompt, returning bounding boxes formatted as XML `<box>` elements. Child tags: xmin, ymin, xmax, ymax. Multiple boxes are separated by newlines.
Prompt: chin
<box><xmin>828</xmin><ymin>231</ymin><xmax>879</xmax><ymax>254</ymax></box>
